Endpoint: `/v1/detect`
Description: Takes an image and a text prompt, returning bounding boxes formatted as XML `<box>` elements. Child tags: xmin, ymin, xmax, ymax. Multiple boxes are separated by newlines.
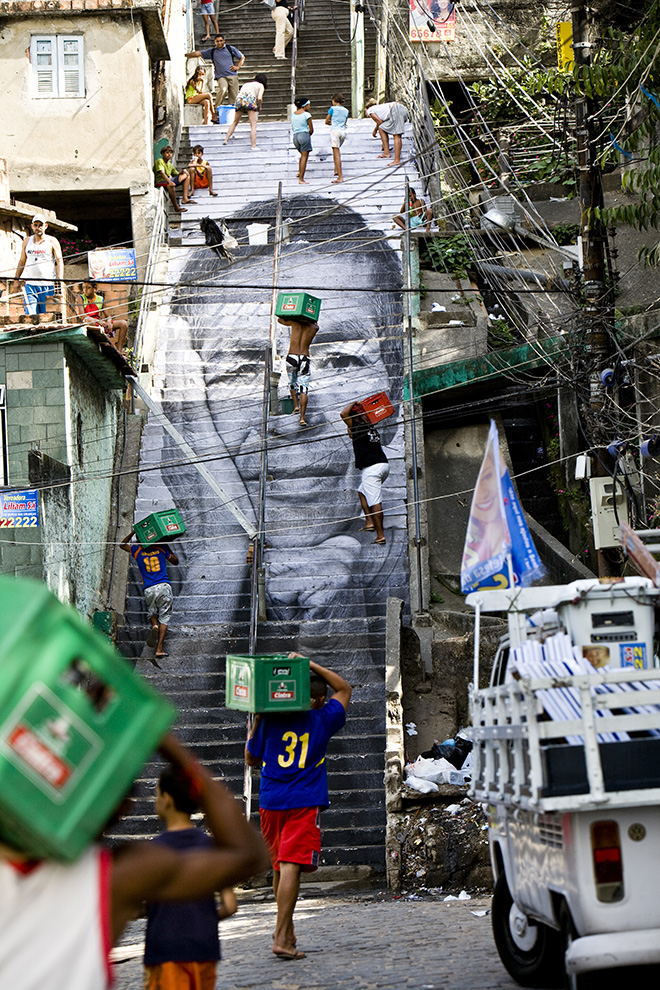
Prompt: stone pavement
<box><xmin>112</xmin><ymin>888</ymin><xmax>541</xmax><ymax>990</ymax></box>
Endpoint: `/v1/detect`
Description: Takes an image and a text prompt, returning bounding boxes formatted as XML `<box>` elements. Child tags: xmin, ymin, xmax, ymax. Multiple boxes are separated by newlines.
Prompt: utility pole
<box><xmin>571</xmin><ymin>0</ymin><xmax>611</xmax><ymax>406</ymax></box>
<box><xmin>571</xmin><ymin>1</ymin><xmax>618</xmax><ymax>576</ymax></box>
<box><xmin>351</xmin><ymin>2</ymin><xmax>365</xmax><ymax>119</ymax></box>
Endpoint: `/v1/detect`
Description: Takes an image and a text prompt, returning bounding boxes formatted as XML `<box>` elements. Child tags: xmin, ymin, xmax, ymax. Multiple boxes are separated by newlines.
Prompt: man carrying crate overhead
<box><xmin>340</xmin><ymin>401</ymin><xmax>390</xmax><ymax>545</ymax></box>
<box><xmin>120</xmin><ymin>530</ymin><xmax>179</xmax><ymax>663</ymax></box>
<box><xmin>245</xmin><ymin>657</ymin><xmax>351</xmax><ymax>960</ymax></box>
<box><xmin>278</xmin><ymin>316</ymin><xmax>319</xmax><ymax>427</ymax></box>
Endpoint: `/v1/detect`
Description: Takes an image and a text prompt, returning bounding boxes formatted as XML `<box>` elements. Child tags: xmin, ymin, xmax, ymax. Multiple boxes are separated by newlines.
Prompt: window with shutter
<box><xmin>59</xmin><ymin>37</ymin><xmax>84</xmax><ymax>98</ymax></box>
<box><xmin>30</xmin><ymin>35</ymin><xmax>84</xmax><ymax>98</ymax></box>
<box><xmin>32</xmin><ymin>37</ymin><xmax>55</xmax><ymax>96</ymax></box>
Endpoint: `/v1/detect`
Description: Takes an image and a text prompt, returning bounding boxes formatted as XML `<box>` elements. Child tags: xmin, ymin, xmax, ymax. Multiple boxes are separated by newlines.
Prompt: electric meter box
<box><xmin>275</xmin><ymin>292</ymin><xmax>321</xmax><ymax>323</ymax></box>
<box><xmin>226</xmin><ymin>654</ymin><xmax>310</xmax><ymax>713</ymax></box>
<box><xmin>0</xmin><ymin>576</ymin><xmax>176</xmax><ymax>862</ymax></box>
<box><xmin>589</xmin><ymin>477</ymin><xmax>629</xmax><ymax>549</ymax></box>
<box><xmin>557</xmin><ymin>578</ymin><xmax>658</xmax><ymax>670</ymax></box>
<box><xmin>134</xmin><ymin>508</ymin><xmax>186</xmax><ymax>547</ymax></box>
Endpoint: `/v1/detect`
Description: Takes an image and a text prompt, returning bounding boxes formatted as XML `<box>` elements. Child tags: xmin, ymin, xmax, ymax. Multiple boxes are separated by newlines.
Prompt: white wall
<box><xmin>0</xmin><ymin>15</ymin><xmax>154</xmax><ymax>192</ymax></box>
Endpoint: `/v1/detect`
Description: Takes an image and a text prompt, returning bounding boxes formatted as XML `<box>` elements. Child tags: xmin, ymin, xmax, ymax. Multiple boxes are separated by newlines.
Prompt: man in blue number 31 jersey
<box><xmin>246</xmin><ymin>657</ymin><xmax>352</xmax><ymax>960</ymax></box>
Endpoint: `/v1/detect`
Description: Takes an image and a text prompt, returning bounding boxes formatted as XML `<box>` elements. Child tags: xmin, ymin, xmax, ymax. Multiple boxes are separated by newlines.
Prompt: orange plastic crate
<box><xmin>357</xmin><ymin>392</ymin><xmax>394</xmax><ymax>424</ymax></box>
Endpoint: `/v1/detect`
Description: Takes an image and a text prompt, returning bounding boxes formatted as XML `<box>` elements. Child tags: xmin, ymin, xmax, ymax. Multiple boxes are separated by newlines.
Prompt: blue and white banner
<box><xmin>461</xmin><ymin>421</ymin><xmax>543</xmax><ymax>593</ymax></box>
<box><xmin>0</xmin><ymin>489</ymin><xmax>39</xmax><ymax>528</ymax></box>
<box><xmin>88</xmin><ymin>248</ymin><xmax>138</xmax><ymax>283</ymax></box>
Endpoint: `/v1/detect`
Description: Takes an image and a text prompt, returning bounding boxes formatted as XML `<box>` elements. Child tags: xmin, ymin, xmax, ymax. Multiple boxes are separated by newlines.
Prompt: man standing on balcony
<box><xmin>13</xmin><ymin>215</ymin><xmax>64</xmax><ymax>315</ymax></box>
<box><xmin>186</xmin><ymin>34</ymin><xmax>245</xmax><ymax>108</ymax></box>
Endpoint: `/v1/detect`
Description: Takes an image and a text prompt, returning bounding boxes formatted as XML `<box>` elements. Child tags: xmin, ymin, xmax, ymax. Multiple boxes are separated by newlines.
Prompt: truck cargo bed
<box><xmin>469</xmin><ymin>668</ymin><xmax>660</xmax><ymax>812</ymax></box>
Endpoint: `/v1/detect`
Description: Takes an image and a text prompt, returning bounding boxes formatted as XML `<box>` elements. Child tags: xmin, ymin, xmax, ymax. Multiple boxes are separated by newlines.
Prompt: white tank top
<box><xmin>0</xmin><ymin>846</ymin><xmax>112</xmax><ymax>990</ymax></box>
<box><xmin>21</xmin><ymin>235</ymin><xmax>57</xmax><ymax>284</ymax></box>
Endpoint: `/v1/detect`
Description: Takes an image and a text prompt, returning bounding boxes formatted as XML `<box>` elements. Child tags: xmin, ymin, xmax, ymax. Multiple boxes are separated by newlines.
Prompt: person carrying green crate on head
<box><xmin>120</xmin><ymin>530</ymin><xmax>179</xmax><ymax>663</ymax></box>
<box><xmin>0</xmin><ymin>733</ymin><xmax>269</xmax><ymax>990</ymax></box>
<box><xmin>277</xmin><ymin>316</ymin><xmax>319</xmax><ymax>427</ymax></box>
<box><xmin>245</xmin><ymin>656</ymin><xmax>351</xmax><ymax>961</ymax></box>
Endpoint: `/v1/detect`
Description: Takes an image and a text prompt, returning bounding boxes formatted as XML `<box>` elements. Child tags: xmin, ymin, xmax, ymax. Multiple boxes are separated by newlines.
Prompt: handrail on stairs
<box><xmin>133</xmin><ymin>189</ymin><xmax>169</xmax><ymax>374</ymax></box>
<box><xmin>290</xmin><ymin>0</ymin><xmax>304</xmax><ymax>110</ymax></box>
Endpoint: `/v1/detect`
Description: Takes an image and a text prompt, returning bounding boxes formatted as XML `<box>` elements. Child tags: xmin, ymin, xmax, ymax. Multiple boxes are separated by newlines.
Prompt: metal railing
<box><xmin>289</xmin><ymin>0</ymin><xmax>305</xmax><ymax>110</ymax></box>
<box><xmin>133</xmin><ymin>189</ymin><xmax>169</xmax><ymax>373</ymax></box>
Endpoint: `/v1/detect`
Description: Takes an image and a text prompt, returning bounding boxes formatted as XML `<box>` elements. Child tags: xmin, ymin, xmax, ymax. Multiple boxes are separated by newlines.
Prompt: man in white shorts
<box><xmin>325</xmin><ymin>93</ymin><xmax>349</xmax><ymax>183</ymax></box>
<box><xmin>340</xmin><ymin>401</ymin><xmax>390</xmax><ymax>545</ymax></box>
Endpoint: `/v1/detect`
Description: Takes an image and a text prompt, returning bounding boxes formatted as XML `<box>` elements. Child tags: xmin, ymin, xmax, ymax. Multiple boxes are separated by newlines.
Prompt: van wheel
<box><xmin>492</xmin><ymin>873</ymin><xmax>563</xmax><ymax>988</ymax></box>
<box><xmin>559</xmin><ymin>903</ymin><xmax>599</xmax><ymax>990</ymax></box>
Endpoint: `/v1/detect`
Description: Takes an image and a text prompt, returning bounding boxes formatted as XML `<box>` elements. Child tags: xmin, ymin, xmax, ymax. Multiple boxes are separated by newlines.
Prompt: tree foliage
<box><xmin>464</xmin><ymin>2</ymin><xmax>660</xmax><ymax>261</ymax></box>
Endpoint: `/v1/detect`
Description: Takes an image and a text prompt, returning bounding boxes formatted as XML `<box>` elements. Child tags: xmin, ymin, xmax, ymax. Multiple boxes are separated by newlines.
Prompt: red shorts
<box><xmin>260</xmin><ymin>806</ymin><xmax>321</xmax><ymax>873</ymax></box>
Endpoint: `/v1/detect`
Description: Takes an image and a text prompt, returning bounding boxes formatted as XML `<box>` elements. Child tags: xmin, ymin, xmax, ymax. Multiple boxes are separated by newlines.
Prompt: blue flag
<box><xmin>461</xmin><ymin>421</ymin><xmax>544</xmax><ymax>593</ymax></box>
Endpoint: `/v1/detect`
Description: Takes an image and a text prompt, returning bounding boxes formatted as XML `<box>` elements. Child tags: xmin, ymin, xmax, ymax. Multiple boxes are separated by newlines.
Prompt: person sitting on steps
<box><xmin>153</xmin><ymin>147</ymin><xmax>195</xmax><ymax>213</ymax></box>
<box><xmin>189</xmin><ymin>145</ymin><xmax>218</xmax><ymax>197</ymax></box>
<box><xmin>185</xmin><ymin>67</ymin><xmax>219</xmax><ymax>125</ymax></box>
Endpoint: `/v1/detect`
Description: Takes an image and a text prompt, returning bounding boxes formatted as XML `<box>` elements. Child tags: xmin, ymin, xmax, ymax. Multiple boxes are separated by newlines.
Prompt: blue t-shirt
<box><xmin>327</xmin><ymin>105</ymin><xmax>349</xmax><ymax>130</ymax></box>
<box><xmin>200</xmin><ymin>44</ymin><xmax>243</xmax><ymax>79</ymax></box>
<box><xmin>130</xmin><ymin>544</ymin><xmax>173</xmax><ymax>589</ymax></box>
<box><xmin>247</xmin><ymin>698</ymin><xmax>346</xmax><ymax>810</ymax></box>
<box><xmin>144</xmin><ymin>828</ymin><xmax>220</xmax><ymax>966</ymax></box>
<box><xmin>291</xmin><ymin>110</ymin><xmax>312</xmax><ymax>134</ymax></box>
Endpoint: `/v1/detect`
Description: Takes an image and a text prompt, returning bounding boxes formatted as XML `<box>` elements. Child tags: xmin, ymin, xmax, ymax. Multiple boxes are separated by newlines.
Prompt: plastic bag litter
<box><xmin>404</xmin><ymin>775</ymin><xmax>439</xmax><ymax>794</ymax></box>
<box><xmin>406</xmin><ymin>756</ymin><xmax>471</xmax><ymax>786</ymax></box>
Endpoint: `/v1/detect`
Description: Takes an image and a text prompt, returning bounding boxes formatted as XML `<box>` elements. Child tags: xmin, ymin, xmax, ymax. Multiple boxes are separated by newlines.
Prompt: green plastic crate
<box><xmin>275</xmin><ymin>292</ymin><xmax>321</xmax><ymax>324</ymax></box>
<box><xmin>226</xmin><ymin>654</ymin><xmax>310</xmax><ymax>713</ymax></box>
<box><xmin>134</xmin><ymin>507</ymin><xmax>186</xmax><ymax>547</ymax></box>
<box><xmin>0</xmin><ymin>576</ymin><xmax>176</xmax><ymax>861</ymax></box>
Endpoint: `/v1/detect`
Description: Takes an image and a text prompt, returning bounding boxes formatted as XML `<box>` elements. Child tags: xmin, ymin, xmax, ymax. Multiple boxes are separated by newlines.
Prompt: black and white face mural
<box><xmin>139</xmin><ymin>195</ymin><xmax>408</xmax><ymax>634</ymax></box>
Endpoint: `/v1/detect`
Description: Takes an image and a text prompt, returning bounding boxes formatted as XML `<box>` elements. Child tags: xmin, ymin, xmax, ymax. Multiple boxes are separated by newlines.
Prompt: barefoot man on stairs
<box><xmin>246</xmin><ymin>657</ymin><xmax>352</xmax><ymax>961</ymax></box>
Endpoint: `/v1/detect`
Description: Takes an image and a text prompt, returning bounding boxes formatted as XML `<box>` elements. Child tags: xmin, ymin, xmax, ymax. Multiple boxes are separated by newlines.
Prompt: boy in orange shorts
<box><xmin>143</xmin><ymin>765</ymin><xmax>238</xmax><ymax>990</ymax></box>
<box><xmin>189</xmin><ymin>145</ymin><xmax>218</xmax><ymax>197</ymax></box>
<box><xmin>245</xmin><ymin>658</ymin><xmax>351</xmax><ymax>960</ymax></box>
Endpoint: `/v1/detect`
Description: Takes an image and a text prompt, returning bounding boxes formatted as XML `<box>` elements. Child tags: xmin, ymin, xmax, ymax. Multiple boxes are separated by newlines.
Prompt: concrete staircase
<box><xmin>189</xmin><ymin>0</ymin><xmax>378</xmax><ymax>122</ymax></box>
<box><xmin>174</xmin><ymin>118</ymin><xmax>420</xmax><ymax>243</ymax></box>
<box><xmin>116</xmin><ymin>118</ymin><xmax>420</xmax><ymax>875</ymax></box>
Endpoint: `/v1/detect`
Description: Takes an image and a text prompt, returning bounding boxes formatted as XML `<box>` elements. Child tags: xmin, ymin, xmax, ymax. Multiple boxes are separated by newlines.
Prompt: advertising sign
<box><xmin>87</xmin><ymin>248</ymin><xmax>138</xmax><ymax>283</ymax></box>
<box><xmin>409</xmin><ymin>0</ymin><xmax>456</xmax><ymax>41</ymax></box>
<box><xmin>0</xmin><ymin>489</ymin><xmax>39</xmax><ymax>528</ymax></box>
<box><xmin>556</xmin><ymin>21</ymin><xmax>574</xmax><ymax>71</ymax></box>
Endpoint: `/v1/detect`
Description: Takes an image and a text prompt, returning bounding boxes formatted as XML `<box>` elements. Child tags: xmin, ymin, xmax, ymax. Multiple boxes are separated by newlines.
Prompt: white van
<box><xmin>467</xmin><ymin>578</ymin><xmax>660</xmax><ymax>988</ymax></box>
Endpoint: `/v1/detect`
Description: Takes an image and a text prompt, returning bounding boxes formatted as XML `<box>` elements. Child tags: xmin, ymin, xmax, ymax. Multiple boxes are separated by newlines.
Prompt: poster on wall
<box><xmin>0</xmin><ymin>489</ymin><xmax>39</xmax><ymax>528</ymax></box>
<box><xmin>409</xmin><ymin>0</ymin><xmax>456</xmax><ymax>41</ymax></box>
<box><xmin>87</xmin><ymin>248</ymin><xmax>138</xmax><ymax>283</ymax></box>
